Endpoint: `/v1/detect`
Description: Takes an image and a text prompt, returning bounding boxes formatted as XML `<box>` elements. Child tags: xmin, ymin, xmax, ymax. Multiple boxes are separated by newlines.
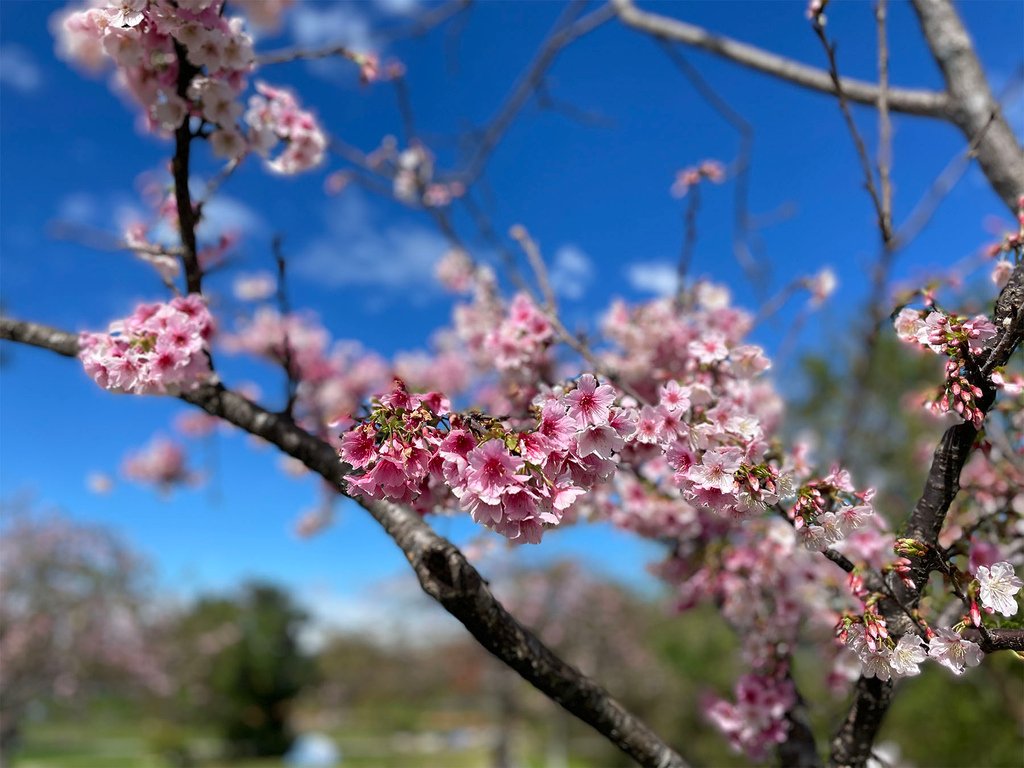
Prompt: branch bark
<box><xmin>911</xmin><ymin>0</ymin><xmax>1024</xmax><ymax>213</ymax></box>
<box><xmin>172</xmin><ymin>42</ymin><xmax>202</xmax><ymax>294</ymax></box>
<box><xmin>828</xmin><ymin>261</ymin><xmax>1024</xmax><ymax>768</ymax></box>
<box><xmin>0</xmin><ymin>317</ymin><xmax>689</xmax><ymax>768</ymax></box>
<box><xmin>612</xmin><ymin>0</ymin><xmax>951</xmax><ymax>117</ymax></box>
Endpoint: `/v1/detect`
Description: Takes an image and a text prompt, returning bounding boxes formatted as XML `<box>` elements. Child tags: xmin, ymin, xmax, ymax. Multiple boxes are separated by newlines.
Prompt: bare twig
<box><xmin>656</xmin><ymin>41</ymin><xmax>763</xmax><ymax>296</ymax></box>
<box><xmin>457</xmin><ymin>2</ymin><xmax>615</xmax><ymax>186</ymax></box>
<box><xmin>0</xmin><ymin>315</ymin><xmax>690</xmax><ymax>768</ymax></box>
<box><xmin>271</xmin><ymin>235</ymin><xmax>298</xmax><ymax>419</ymax></box>
<box><xmin>612</xmin><ymin>0</ymin><xmax>950</xmax><ymax>117</ymax></box>
<box><xmin>458</xmin><ymin>192</ymin><xmax>531</xmax><ymax>293</ymax></box>
<box><xmin>811</xmin><ymin>20</ymin><xmax>894</xmax><ymax>248</ymax></box>
<box><xmin>675</xmin><ymin>185</ymin><xmax>701</xmax><ymax>298</ymax></box>
<box><xmin>392</xmin><ymin>74</ymin><xmax>418</xmax><ymax>142</ymax></box>
<box><xmin>810</xmin><ymin>12</ymin><xmax>899</xmax><ymax>465</ymax></box>
<box><xmin>876</xmin><ymin>0</ymin><xmax>893</xmax><ymax>237</ymax></box>
<box><xmin>510</xmin><ymin>224</ymin><xmax>557</xmax><ymax>313</ymax></box>
<box><xmin>890</xmin><ymin>110</ymin><xmax>999</xmax><ymax>253</ymax></box>
<box><xmin>257</xmin><ymin>44</ymin><xmax>361</xmax><ymax>67</ymax></box>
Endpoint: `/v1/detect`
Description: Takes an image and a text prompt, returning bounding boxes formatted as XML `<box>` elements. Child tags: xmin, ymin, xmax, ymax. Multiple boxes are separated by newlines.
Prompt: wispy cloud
<box><xmin>0</xmin><ymin>45</ymin><xmax>42</xmax><ymax>94</ymax></box>
<box><xmin>286</xmin><ymin>0</ymin><xmax>421</xmax><ymax>81</ymax></box>
<box><xmin>199</xmin><ymin>195</ymin><xmax>265</xmax><ymax>240</ymax></box>
<box><xmin>289</xmin><ymin>3</ymin><xmax>375</xmax><ymax>50</ymax></box>
<box><xmin>56</xmin><ymin>189</ymin><xmax>264</xmax><ymax>247</ymax></box>
<box><xmin>287</xmin><ymin>3</ymin><xmax>375</xmax><ymax>81</ymax></box>
<box><xmin>625</xmin><ymin>261</ymin><xmax>678</xmax><ymax>297</ymax></box>
<box><xmin>548</xmin><ymin>244</ymin><xmax>594</xmax><ymax>301</ymax></box>
<box><xmin>299</xmin><ymin>578</ymin><xmax>459</xmax><ymax>651</ymax></box>
<box><xmin>375</xmin><ymin>0</ymin><xmax>422</xmax><ymax>16</ymax></box>
<box><xmin>293</xmin><ymin>192</ymin><xmax>448</xmax><ymax>299</ymax></box>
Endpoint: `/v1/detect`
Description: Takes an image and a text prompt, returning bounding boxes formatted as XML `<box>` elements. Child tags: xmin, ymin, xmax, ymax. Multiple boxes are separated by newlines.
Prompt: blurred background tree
<box><xmin>163</xmin><ymin>582</ymin><xmax>315</xmax><ymax>760</ymax></box>
<box><xmin>0</xmin><ymin>499</ymin><xmax>165</xmax><ymax>768</ymax></box>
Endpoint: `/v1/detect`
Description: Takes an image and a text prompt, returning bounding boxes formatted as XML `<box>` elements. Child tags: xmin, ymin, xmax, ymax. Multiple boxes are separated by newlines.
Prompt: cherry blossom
<box><xmin>974</xmin><ymin>561</ymin><xmax>1022</xmax><ymax>617</ymax></box>
<box><xmin>80</xmin><ymin>295</ymin><xmax>214</xmax><ymax>395</ymax></box>
<box><xmin>927</xmin><ymin>628</ymin><xmax>984</xmax><ymax>675</ymax></box>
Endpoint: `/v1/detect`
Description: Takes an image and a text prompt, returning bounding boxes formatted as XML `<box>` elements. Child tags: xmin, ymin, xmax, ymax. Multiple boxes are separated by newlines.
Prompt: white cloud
<box><xmin>625</xmin><ymin>261</ymin><xmax>679</xmax><ymax>297</ymax></box>
<box><xmin>293</xmin><ymin>192</ymin><xmax>448</xmax><ymax>297</ymax></box>
<box><xmin>289</xmin><ymin>3</ymin><xmax>375</xmax><ymax>50</ymax></box>
<box><xmin>288</xmin><ymin>3</ymin><xmax>375</xmax><ymax>82</ymax></box>
<box><xmin>548</xmin><ymin>244</ymin><xmax>594</xmax><ymax>301</ymax></box>
<box><xmin>375</xmin><ymin>0</ymin><xmax>422</xmax><ymax>16</ymax></box>
<box><xmin>56</xmin><ymin>192</ymin><xmax>100</xmax><ymax>226</ymax></box>
<box><xmin>299</xmin><ymin>579</ymin><xmax>460</xmax><ymax>651</ymax></box>
<box><xmin>200</xmin><ymin>194</ymin><xmax>265</xmax><ymax>240</ymax></box>
<box><xmin>0</xmin><ymin>45</ymin><xmax>42</xmax><ymax>94</ymax></box>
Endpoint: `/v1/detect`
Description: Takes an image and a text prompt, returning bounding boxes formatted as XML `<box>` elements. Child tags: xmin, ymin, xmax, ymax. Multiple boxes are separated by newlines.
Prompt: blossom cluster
<box><xmin>836</xmin><ymin>559</ymin><xmax>1021</xmax><ymax>681</ymax></box>
<box><xmin>55</xmin><ymin>1</ymin><xmax>326</xmax><ymax>175</ymax></box>
<box><xmin>788</xmin><ymin>466</ymin><xmax>874</xmax><ymax>551</ymax></box>
<box><xmin>984</xmin><ymin>194</ymin><xmax>1024</xmax><ymax>286</ymax></box>
<box><xmin>390</xmin><ymin>142</ymin><xmax>465</xmax><ymax>207</ymax></box>
<box><xmin>56</xmin><ymin>0</ymin><xmax>255</xmax><ymax>133</ymax></box>
<box><xmin>342</xmin><ymin>376</ymin><xmax>636</xmax><ymax>543</ymax></box>
<box><xmin>483</xmin><ymin>293</ymin><xmax>554</xmax><ymax>375</ymax></box>
<box><xmin>240</xmin><ymin>81</ymin><xmax>326</xmax><ymax>174</ymax></box>
<box><xmin>840</xmin><ymin>620</ymin><xmax>983</xmax><ymax>680</ymax></box>
<box><xmin>80</xmin><ymin>294</ymin><xmax>213</xmax><ymax>395</ymax></box>
<box><xmin>706</xmin><ymin>673</ymin><xmax>796</xmax><ymax>760</ymax></box>
<box><xmin>894</xmin><ymin>308</ymin><xmax>998</xmax><ymax>427</ymax></box>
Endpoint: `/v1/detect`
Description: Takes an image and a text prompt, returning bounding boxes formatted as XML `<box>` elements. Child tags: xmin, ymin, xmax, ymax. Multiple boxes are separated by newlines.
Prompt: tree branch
<box><xmin>828</xmin><ymin>261</ymin><xmax>1024</xmax><ymax>768</ymax></box>
<box><xmin>612</xmin><ymin>0</ymin><xmax>951</xmax><ymax>118</ymax></box>
<box><xmin>911</xmin><ymin>0</ymin><xmax>1024</xmax><ymax>213</ymax></box>
<box><xmin>0</xmin><ymin>316</ymin><xmax>690</xmax><ymax>768</ymax></box>
<box><xmin>172</xmin><ymin>42</ymin><xmax>202</xmax><ymax>294</ymax></box>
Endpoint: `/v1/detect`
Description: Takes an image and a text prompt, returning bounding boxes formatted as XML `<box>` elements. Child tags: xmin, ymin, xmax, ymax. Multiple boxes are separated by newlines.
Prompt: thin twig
<box><xmin>510</xmin><ymin>224</ymin><xmax>556</xmax><ymax>313</ymax></box>
<box><xmin>656</xmin><ymin>41</ymin><xmax>763</xmax><ymax>297</ymax></box>
<box><xmin>675</xmin><ymin>185</ymin><xmax>701</xmax><ymax>299</ymax></box>
<box><xmin>612</xmin><ymin>0</ymin><xmax>950</xmax><ymax>117</ymax></box>
<box><xmin>272</xmin><ymin>235</ymin><xmax>298</xmax><ymax>419</ymax></box>
<box><xmin>171</xmin><ymin>41</ymin><xmax>202</xmax><ymax>294</ymax></box>
<box><xmin>457</xmin><ymin>2</ymin><xmax>615</xmax><ymax>186</ymax></box>
<box><xmin>876</xmin><ymin>0</ymin><xmax>893</xmax><ymax>237</ymax></box>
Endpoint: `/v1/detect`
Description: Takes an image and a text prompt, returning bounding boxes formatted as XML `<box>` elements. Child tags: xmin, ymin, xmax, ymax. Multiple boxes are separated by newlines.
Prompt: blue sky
<box><xmin>1</xmin><ymin>0</ymin><xmax>1021</xmax><ymax>632</ymax></box>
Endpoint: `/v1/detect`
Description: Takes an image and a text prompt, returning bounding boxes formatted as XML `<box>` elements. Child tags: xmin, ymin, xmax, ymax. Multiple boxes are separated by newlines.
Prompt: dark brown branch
<box><xmin>612</xmin><ymin>0</ymin><xmax>951</xmax><ymax>118</ymax></box>
<box><xmin>911</xmin><ymin>0</ymin><xmax>1024</xmax><ymax>213</ymax></box>
<box><xmin>172</xmin><ymin>42</ymin><xmax>202</xmax><ymax>295</ymax></box>
<box><xmin>964</xmin><ymin>628</ymin><xmax>1024</xmax><ymax>654</ymax></box>
<box><xmin>778</xmin><ymin>672</ymin><xmax>824</xmax><ymax>768</ymax></box>
<box><xmin>0</xmin><ymin>316</ymin><xmax>690</xmax><ymax>768</ymax></box>
<box><xmin>828</xmin><ymin>262</ymin><xmax>1024</xmax><ymax>768</ymax></box>
<box><xmin>829</xmin><ymin>677</ymin><xmax>894</xmax><ymax>768</ymax></box>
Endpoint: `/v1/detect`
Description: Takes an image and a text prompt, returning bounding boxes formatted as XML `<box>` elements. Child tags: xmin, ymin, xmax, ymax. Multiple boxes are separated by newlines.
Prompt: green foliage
<box><xmin>793</xmin><ymin>333</ymin><xmax>945</xmax><ymax>518</ymax></box>
<box><xmin>168</xmin><ymin>582</ymin><xmax>314</xmax><ymax>758</ymax></box>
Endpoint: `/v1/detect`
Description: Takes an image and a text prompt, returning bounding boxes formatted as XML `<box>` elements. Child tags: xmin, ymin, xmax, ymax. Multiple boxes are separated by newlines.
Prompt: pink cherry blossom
<box><xmin>927</xmin><ymin>628</ymin><xmax>984</xmax><ymax>675</ymax></box>
<box><xmin>565</xmin><ymin>374</ymin><xmax>616</xmax><ymax>427</ymax></box>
